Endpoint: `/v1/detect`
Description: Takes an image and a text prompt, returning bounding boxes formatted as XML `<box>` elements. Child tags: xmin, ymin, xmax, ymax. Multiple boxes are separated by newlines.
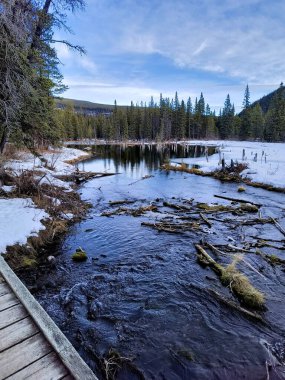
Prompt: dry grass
<box><xmin>220</xmin><ymin>259</ymin><xmax>265</xmax><ymax>309</ymax></box>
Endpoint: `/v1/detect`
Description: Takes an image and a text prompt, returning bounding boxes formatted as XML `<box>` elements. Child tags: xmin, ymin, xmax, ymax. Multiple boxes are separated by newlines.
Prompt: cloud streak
<box><xmin>55</xmin><ymin>0</ymin><xmax>284</xmax><ymax>107</ymax></box>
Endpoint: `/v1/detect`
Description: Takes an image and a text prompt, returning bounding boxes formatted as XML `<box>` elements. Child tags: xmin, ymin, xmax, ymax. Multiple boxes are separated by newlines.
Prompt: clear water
<box><xmin>27</xmin><ymin>144</ymin><xmax>285</xmax><ymax>380</ymax></box>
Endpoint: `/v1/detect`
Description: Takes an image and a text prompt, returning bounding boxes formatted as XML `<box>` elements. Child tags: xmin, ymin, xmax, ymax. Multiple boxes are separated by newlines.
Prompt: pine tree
<box><xmin>239</xmin><ymin>84</ymin><xmax>252</xmax><ymax>140</ymax></box>
<box><xmin>220</xmin><ymin>94</ymin><xmax>234</xmax><ymax>139</ymax></box>
<box><xmin>242</xmin><ymin>84</ymin><xmax>250</xmax><ymax>109</ymax></box>
<box><xmin>186</xmin><ymin>97</ymin><xmax>193</xmax><ymax>139</ymax></box>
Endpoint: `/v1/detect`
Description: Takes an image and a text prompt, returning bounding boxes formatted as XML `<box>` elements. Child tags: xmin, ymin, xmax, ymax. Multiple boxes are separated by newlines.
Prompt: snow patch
<box><xmin>177</xmin><ymin>140</ymin><xmax>285</xmax><ymax>189</ymax></box>
<box><xmin>0</xmin><ymin>198</ymin><xmax>48</xmax><ymax>254</ymax></box>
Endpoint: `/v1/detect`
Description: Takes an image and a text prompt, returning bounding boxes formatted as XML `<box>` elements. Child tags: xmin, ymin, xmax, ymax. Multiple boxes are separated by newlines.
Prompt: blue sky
<box><xmin>55</xmin><ymin>0</ymin><xmax>285</xmax><ymax>112</ymax></box>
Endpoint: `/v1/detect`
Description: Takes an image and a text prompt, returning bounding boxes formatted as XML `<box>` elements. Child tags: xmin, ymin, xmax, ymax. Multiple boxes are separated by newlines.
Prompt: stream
<box><xmin>22</xmin><ymin>144</ymin><xmax>285</xmax><ymax>379</ymax></box>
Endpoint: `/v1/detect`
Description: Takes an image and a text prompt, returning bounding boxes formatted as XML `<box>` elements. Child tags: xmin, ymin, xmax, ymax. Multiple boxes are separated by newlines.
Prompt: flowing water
<box><xmin>23</xmin><ymin>144</ymin><xmax>285</xmax><ymax>379</ymax></box>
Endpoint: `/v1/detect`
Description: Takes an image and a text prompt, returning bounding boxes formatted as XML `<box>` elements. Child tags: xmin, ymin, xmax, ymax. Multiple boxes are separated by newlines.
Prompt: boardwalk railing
<box><xmin>0</xmin><ymin>255</ymin><xmax>98</xmax><ymax>380</ymax></box>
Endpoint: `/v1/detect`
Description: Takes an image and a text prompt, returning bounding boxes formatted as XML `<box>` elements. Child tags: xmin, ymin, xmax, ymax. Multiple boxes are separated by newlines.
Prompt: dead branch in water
<box><xmin>109</xmin><ymin>200</ymin><xmax>136</xmax><ymax>206</ymax></box>
<box><xmin>200</xmin><ymin>213</ymin><xmax>212</xmax><ymax>227</ymax></box>
<box><xmin>142</xmin><ymin>221</ymin><xmax>200</xmax><ymax>233</ymax></box>
<box><xmin>208</xmin><ymin>289</ymin><xmax>264</xmax><ymax>322</ymax></box>
<box><xmin>195</xmin><ymin>244</ymin><xmax>265</xmax><ymax>310</ymax></box>
<box><xmin>163</xmin><ymin>201</ymin><xmax>192</xmax><ymax>211</ymax></box>
<box><xmin>214</xmin><ymin>194</ymin><xmax>261</xmax><ymax>207</ymax></box>
<box><xmin>271</xmin><ymin>217</ymin><xmax>285</xmax><ymax>237</ymax></box>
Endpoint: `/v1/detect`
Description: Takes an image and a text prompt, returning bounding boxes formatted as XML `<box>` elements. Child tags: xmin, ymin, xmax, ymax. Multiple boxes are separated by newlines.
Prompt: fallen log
<box><xmin>200</xmin><ymin>213</ymin><xmax>212</xmax><ymax>227</ymax></box>
<box><xmin>214</xmin><ymin>194</ymin><xmax>261</xmax><ymax>207</ymax></box>
<box><xmin>208</xmin><ymin>289</ymin><xmax>264</xmax><ymax>322</ymax></box>
<box><xmin>163</xmin><ymin>201</ymin><xmax>191</xmax><ymax>211</ymax></box>
<box><xmin>109</xmin><ymin>200</ymin><xmax>136</xmax><ymax>206</ymax></box>
<box><xmin>271</xmin><ymin>218</ymin><xmax>285</xmax><ymax>237</ymax></box>
<box><xmin>195</xmin><ymin>244</ymin><xmax>265</xmax><ymax>310</ymax></box>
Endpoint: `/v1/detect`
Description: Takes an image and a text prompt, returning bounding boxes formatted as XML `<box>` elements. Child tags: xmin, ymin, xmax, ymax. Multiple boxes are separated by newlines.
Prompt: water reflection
<box><xmin>71</xmin><ymin>143</ymin><xmax>216</xmax><ymax>176</ymax></box>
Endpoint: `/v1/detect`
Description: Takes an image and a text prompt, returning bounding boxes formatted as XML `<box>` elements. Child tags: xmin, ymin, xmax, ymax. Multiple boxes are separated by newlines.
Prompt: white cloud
<box><xmin>101</xmin><ymin>0</ymin><xmax>285</xmax><ymax>84</ymax></box>
<box><xmin>56</xmin><ymin>0</ymin><xmax>285</xmax><ymax>107</ymax></box>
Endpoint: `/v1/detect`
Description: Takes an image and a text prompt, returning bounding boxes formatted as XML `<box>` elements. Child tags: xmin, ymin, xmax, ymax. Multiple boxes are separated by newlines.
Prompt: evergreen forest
<box><xmin>58</xmin><ymin>84</ymin><xmax>285</xmax><ymax>143</ymax></box>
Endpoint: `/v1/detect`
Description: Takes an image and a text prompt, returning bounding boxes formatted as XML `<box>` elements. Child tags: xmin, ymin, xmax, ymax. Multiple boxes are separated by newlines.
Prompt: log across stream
<box><xmin>19</xmin><ymin>144</ymin><xmax>285</xmax><ymax>380</ymax></box>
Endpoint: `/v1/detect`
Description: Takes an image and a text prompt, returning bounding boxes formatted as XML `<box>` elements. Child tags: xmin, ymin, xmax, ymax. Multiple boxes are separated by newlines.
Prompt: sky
<box><xmin>55</xmin><ymin>0</ymin><xmax>285</xmax><ymax>113</ymax></box>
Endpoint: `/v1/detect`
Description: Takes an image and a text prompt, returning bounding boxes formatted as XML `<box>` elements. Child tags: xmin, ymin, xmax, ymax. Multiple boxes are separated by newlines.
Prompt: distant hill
<box><xmin>55</xmin><ymin>97</ymin><xmax>116</xmax><ymax>116</ymax></box>
<box><xmin>239</xmin><ymin>85</ymin><xmax>285</xmax><ymax>115</ymax></box>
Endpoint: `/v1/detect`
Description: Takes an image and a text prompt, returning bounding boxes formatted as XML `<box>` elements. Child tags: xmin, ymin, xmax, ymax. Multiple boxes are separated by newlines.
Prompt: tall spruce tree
<box><xmin>220</xmin><ymin>94</ymin><xmax>234</xmax><ymax>139</ymax></box>
<box><xmin>239</xmin><ymin>84</ymin><xmax>251</xmax><ymax>140</ymax></box>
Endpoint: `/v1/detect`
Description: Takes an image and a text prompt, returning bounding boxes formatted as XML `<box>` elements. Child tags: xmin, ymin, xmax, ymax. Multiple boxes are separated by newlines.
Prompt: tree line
<box><xmin>58</xmin><ymin>84</ymin><xmax>285</xmax><ymax>142</ymax></box>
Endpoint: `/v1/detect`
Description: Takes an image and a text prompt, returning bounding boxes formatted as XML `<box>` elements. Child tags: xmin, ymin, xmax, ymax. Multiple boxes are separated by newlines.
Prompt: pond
<box><xmin>24</xmin><ymin>144</ymin><xmax>285</xmax><ymax>379</ymax></box>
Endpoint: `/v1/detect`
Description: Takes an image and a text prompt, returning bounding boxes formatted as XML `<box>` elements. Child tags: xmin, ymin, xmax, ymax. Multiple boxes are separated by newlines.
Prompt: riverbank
<box><xmin>174</xmin><ymin>140</ymin><xmax>285</xmax><ymax>191</ymax></box>
<box><xmin>0</xmin><ymin>146</ymin><xmax>92</xmax><ymax>269</ymax></box>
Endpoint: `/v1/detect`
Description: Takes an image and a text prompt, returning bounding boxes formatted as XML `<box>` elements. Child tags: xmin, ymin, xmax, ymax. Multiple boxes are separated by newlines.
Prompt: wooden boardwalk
<box><xmin>0</xmin><ymin>256</ymin><xmax>98</xmax><ymax>380</ymax></box>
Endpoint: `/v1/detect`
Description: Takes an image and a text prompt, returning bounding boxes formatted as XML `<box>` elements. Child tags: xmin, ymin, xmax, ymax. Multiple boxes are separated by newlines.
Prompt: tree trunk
<box><xmin>0</xmin><ymin>128</ymin><xmax>8</xmax><ymax>154</ymax></box>
<box><xmin>28</xmin><ymin>0</ymin><xmax>52</xmax><ymax>61</ymax></box>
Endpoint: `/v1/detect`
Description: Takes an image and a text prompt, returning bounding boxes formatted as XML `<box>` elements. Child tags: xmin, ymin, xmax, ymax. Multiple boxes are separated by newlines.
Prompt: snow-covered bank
<box><xmin>0</xmin><ymin>147</ymin><xmax>90</xmax><ymax>255</ymax></box>
<box><xmin>4</xmin><ymin>146</ymin><xmax>89</xmax><ymax>190</ymax></box>
<box><xmin>0</xmin><ymin>198</ymin><xmax>48</xmax><ymax>253</ymax></box>
<box><xmin>176</xmin><ymin>140</ymin><xmax>285</xmax><ymax>189</ymax></box>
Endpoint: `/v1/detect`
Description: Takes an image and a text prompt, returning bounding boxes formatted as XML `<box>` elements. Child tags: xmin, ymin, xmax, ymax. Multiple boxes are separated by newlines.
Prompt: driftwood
<box><xmin>109</xmin><ymin>200</ymin><xmax>136</xmax><ymax>206</ymax></box>
<box><xmin>208</xmin><ymin>289</ymin><xmax>264</xmax><ymax>322</ymax></box>
<box><xmin>141</xmin><ymin>222</ymin><xmax>182</xmax><ymax>233</ymax></box>
<box><xmin>206</xmin><ymin>243</ymin><xmax>267</xmax><ymax>279</ymax></box>
<box><xmin>271</xmin><ymin>218</ymin><xmax>285</xmax><ymax>237</ymax></box>
<box><xmin>102</xmin><ymin>205</ymin><xmax>157</xmax><ymax>217</ymax></box>
<box><xmin>163</xmin><ymin>201</ymin><xmax>191</xmax><ymax>211</ymax></box>
<box><xmin>200</xmin><ymin>213</ymin><xmax>212</xmax><ymax>227</ymax></box>
<box><xmin>214</xmin><ymin>194</ymin><xmax>261</xmax><ymax>207</ymax></box>
<box><xmin>240</xmin><ymin>218</ymin><xmax>274</xmax><ymax>226</ymax></box>
<box><xmin>55</xmin><ymin>171</ymin><xmax>115</xmax><ymax>184</ymax></box>
<box><xmin>142</xmin><ymin>220</ymin><xmax>200</xmax><ymax>233</ymax></box>
<box><xmin>195</xmin><ymin>244</ymin><xmax>265</xmax><ymax>309</ymax></box>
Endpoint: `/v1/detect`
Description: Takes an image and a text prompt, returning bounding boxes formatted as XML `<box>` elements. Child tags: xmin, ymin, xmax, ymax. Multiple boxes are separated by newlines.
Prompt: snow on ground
<box><xmin>176</xmin><ymin>140</ymin><xmax>285</xmax><ymax>189</ymax></box>
<box><xmin>0</xmin><ymin>147</ymin><xmax>89</xmax><ymax>254</ymax></box>
<box><xmin>4</xmin><ymin>147</ymin><xmax>89</xmax><ymax>189</ymax></box>
<box><xmin>0</xmin><ymin>198</ymin><xmax>48</xmax><ymax>254</ymax></box>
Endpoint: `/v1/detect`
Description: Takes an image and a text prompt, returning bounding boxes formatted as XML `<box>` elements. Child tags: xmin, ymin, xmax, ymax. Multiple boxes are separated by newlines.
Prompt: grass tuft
<box><xmin>220</xmin><ymin>260</ymin><xmax>265</xmax><ymax>309</ymax></box>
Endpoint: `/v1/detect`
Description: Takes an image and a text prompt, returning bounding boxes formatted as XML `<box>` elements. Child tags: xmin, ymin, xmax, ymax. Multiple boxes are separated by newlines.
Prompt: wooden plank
<box><xmin>0</xmin><ymin>333</ymin><xmax>52</xmax><ymax>379</ymax></box>
<box><xmin>0</xmin><ymin>256</ymin><xmax>98</xmax><ymax>380</ymax></box>
<box><xmin>0</xmin><ymin>274</ymin><xmax>4</xmax><ymax>283</ymax></box>
<box><xmin>0</xmin><ymin>317</ymin><xmax>39</xmax><ymax>352</ymax></box>
<box><xmin>0</xmin><ymin>292</ymin><xmax>19</xmax><ymax>311</ymax></box>
<box><xmin>0</xmin><ymin>304</ymin><xmax>27</xmax><ymax>329</ymax></box>
<box><xmin>6</xmin><ymin>352</ymin><xmax>69</xmax><ymax>380</ymax></box>
<box><xmin>0</xmin><ymin>282</ymin><xmax>10</xmax><ymax>297</ymax></box>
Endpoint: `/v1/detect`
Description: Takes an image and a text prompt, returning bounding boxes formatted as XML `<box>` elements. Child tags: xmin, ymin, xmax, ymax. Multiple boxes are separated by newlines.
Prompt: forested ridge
<box><xmin>58</xmin><ymin>84</ymin><xmax>285</xmax><ymax>142</ymax></box>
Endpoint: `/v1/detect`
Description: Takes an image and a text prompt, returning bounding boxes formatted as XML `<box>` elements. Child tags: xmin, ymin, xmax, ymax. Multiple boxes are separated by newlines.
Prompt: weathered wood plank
<box><xmin>0</xmin><ymin>292</ymin><xmax>19</xmax><ymax>311</ymax></box>
<box><xmin>0</xmin><ymin>274</ymin><xmax>4</xmax><ymax>283</ymax></box>
<box><xmin>0</xmin><ymin>333</ymin><xmax>52</xmax><ymax>379</ymax></box>
<box><xmin>0</xmin><ymin>256</ymin><xmax>98</xmax><ymax>380</ymax></box>
<box><xmin>0</xmin><ymin>316</ymin><xmax>39</xmax><ymax>352</ymax></box>
<box><xmin>0</xmin><ymin>282</ymin><xmax>10</xmax><ymax>297</ymax></box>
<box><xmin>0</xmin><ymin>304</ymin><xmax>27</xmax><ymax>329</ymax></box>
<box><xmin>6</xmin><ymin>352</ymin><xmax>69</xmax><ymax>380</ymax></box>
